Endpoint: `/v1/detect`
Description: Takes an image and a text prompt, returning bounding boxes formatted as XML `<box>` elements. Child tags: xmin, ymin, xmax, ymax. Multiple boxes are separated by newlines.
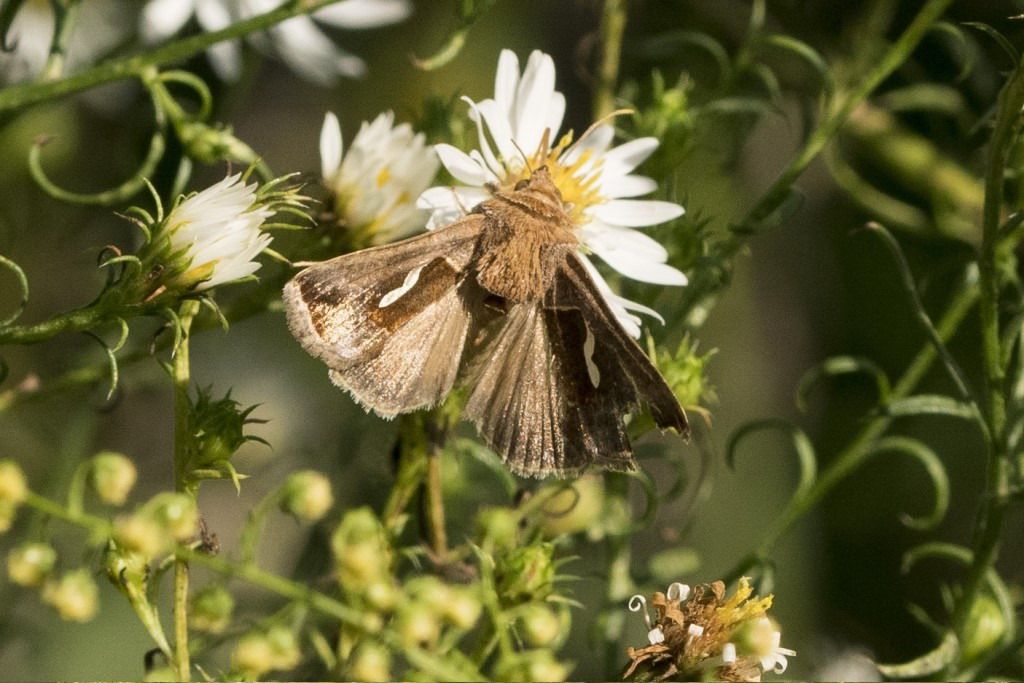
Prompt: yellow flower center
<box><xmin>504</xmin><ymin>131</ymin><xmax>605</xmax><ymax>226</ymax></box>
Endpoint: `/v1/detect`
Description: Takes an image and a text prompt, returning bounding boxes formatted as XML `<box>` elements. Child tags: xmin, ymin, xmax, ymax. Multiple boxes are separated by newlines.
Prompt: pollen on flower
<box><xmin>623</xmin><ymin>577</ymin><xmax>794</xmax><ymax>682</ymax></box>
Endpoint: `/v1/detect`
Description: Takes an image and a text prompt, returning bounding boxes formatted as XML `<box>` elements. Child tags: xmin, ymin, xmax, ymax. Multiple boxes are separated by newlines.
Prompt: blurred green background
<box><xmin>1</xmin><ymin>0</ymin><xmax>1022</xmax><ymax>679</ymax></box>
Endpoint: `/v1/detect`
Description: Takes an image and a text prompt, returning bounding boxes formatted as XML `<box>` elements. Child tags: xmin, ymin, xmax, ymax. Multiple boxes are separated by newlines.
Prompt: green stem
<box><xmin>681</xmin><ymin>0</ymin><xmax>955</xmax><ymax>323</ymax></box>
<box><xmin>21</xmin><ymin>491</ymin><xmax>483</xmax><ymax>681</ymax></box>
<box><xmin>0</xmin><ymin>0</ymin><xmax>349</xmax><ymax>113</ymax></box>
<box><xmin>41</xmin><ymin>0</ymin><xmax>80</xmax><ymax>81</ymax></box>
<box><xmin>172</xmin><ymin>299</ymin><xmax>199</xmax><ymax>682</ymax></box>
<box><xmin>593</xmin><ymin>0</ymin><xmax>628</xmax><ymax>119</ymax></box>
<box><xmin>949</xmin><ymin>55</ymin><xmax>1024</xmax><ymax>648</ymax></box>
<box><xmin>0</xmin><ymin>304</ymin><xmax>110</xmax><ymax>345</ymax></box>
<box><xmin>424</xmin><ymin>446</ymin><xmax>448</xmax><ymax>558</ymax></box>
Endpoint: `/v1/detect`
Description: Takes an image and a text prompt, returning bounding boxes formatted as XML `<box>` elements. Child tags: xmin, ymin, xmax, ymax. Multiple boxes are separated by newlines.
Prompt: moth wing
<box><xmin>463</xmin><ymin>303</ymin><xmax>626</xmax><ymax>478</ymax></box>
<box><xmin>546</xmin><ymin>251</ymin><xmax>690</xmax><ymax>437</ymax></box>
<box><xmin>283</xmin><ymin>216</ymin><xmax>484</xmax><ymax>417</ymax></box>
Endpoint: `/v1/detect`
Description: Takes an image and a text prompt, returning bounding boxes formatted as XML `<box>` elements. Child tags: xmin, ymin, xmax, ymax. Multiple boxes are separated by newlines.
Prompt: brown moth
<box><xmin>283</xmin><ymin>166</ymin><xmax>688</xmax><ymax>477</ymax></box>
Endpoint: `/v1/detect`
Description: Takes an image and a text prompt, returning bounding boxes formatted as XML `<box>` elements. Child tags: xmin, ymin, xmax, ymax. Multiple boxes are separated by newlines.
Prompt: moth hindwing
<box><xmin>284</xmin><ymin>167</ymin><xmax>688</xmax><ymax>477</ymax></box>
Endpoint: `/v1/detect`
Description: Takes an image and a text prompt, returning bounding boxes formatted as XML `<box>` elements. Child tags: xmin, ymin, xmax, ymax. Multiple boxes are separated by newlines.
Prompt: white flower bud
<box><xmin>89</xmin><ymin>452</ymin><xmax>137</xmax><ymax>506</ymax></box>
<box><xmin>280</xmin><ymin>470</ymin><xmax>334</xmax><ymax>522</ymax></box>
<box><xmin>42</xmin><ymin>569</ymin><xmax>99</xmax><ymax>622</ymax></box>
<box><xmin>347</xmin><ymin>643</ymin><xmax>392</xmax><ymax>682</ymax></box>
<box><xmin>7</xmin><ymin>541</ymin><xmax>57</xmax><ymax>587</ymax></box>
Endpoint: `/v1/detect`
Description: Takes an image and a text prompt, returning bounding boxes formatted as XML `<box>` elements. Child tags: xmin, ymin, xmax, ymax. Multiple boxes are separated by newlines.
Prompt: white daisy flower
<box><xmin>140</xmin><ymin>0</ymin><xmax>412</xmax><ymax>84</ymax></box>
<box><xmin>164</xmin><ymin>174</ymin><xmax>274</xmax><ymax>291</ymax></box>
<box><xmin>319</xmin><ymin>110</ymin><xmax>439</xmax><ymax>245</ymax></box>
<box><xmin>1</xmin><ymin>0</ymin><xmax>128</xmax><ymax>84</ymax></box>
<box><xmin>417</xmin><ymin>48</ymin><xmax>687</xmax><ymax>338</ymax></box>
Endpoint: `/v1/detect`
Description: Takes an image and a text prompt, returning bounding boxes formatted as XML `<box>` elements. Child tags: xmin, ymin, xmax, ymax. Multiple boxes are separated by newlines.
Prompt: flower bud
<box><xmin>7</xmin><ymin>541</ymin><xmax>57</xmax><ymax>587</ymax></box>
<box><xmin>114</xmin><ymin>513</ymin><xmax>169</xmax><ymax>559</ymax></box>
<box><xmin>104</xmin><ymin>544</ymin><xmax>148</xmax><ymax>589</ymax></box>
<box><xmin>232</xmin><ymin>631</ymin><xmax>276</xmax><ymax>678</ymax></box>
<box><xmin>495</xmin><ymin>650</ymin><xmax>569</xmax><ymax>682</ymax></box>
<box><xmin>962</xmin><ymin>593</ymin><xmax>1007</xmax><ymax>665</ymax></box>
<box><xmin>332</xmin><ymin>508</ymin><xmax>389</xmax><ymax>592</ymax></box>
<box><xmin>152</xmin><ymin>493</ymin><xmax>199</xmax><ymax>541</ymax></box>
<box><xmin>280</xmin><ymin>470</ymin><xmax>334</xmax><ymax>522</ymax></box>
<box><xmin>519</xmin><ymin>604</ymin><xmax>561</xmax><ymax>647</ymax></box>
<box><xmin>365</xmin><ymin>580</ymin><xmax>398</xmax><ymax>612</ymax></box>
<box><xmin>347</xmin><ymin>643</ymin><xmax>391</xmax><ymax>682</ymax></box>
<box><xmin>190</xmin><ymin>585</ymin><xmax>235</xmax><ymax>634</ymax></box>
<box><xmin>496</xmin><ymin>544</ymin><xmax>556</xmax><ymax>604</ymax></box>
<box><xmin>143</xmin><ymin>666</ymin><xmax>178</xmax><ymax>682</ymax></box>
<box><xmin>0</xmin><ymin>460</ymin><xmax>27</xmax><ymax>532</ymax></box>
<box><xmin>42</xmin><ymin>569</ymin><xmax>99</xmax><ymax>622</ymax></box>
<box><xmin>396</xmin><ymin>604</ymin><xmax>441</xmax><ymax>648</ymax></box>
<box><xmin>232</xmin><ymin>626</ymin><xmax>300</xmax><ymax>677</ymax></box>
<box><xmin>476</xmin><ymin>506</ymin><xmax>519</xmax><ymax>550</ymax></box>
<box><xmin>88</xmin><ymin>452</ymin><xmax>137</xmax><ymax>506</ymax></box>
<box><xmin>538</xmin><ymin>476</ymin><xmax>604</xmax><ymax>537</ymax></box>
<box><xmin>444</xmin><ymin>587</ymin><xmax>482</xmax><ymax>629</ymax></box>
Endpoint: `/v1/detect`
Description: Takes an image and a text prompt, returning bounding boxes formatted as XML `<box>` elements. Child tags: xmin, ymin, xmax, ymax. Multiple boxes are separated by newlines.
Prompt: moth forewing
<box><xmin>282</xmin><ymin>214</ymin><xmax>486</xmax><ymax>415</ymax></box>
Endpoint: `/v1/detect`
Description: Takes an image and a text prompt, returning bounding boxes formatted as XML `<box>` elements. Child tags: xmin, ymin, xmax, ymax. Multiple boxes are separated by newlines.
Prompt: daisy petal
<box><xmin>581</xmin><ymin>222</ymin><xmax>669</xmax><ymax>262</ymax></box>
<box><xmin>602</xmin><ymin>137</ymin><xmax>659</xmax><ymax>175</ymax></box>
<box><xmin>600</xmin><ymin>174</ymin><xmax>658</xmax><ymax>198</ymax></box>
<box><xmin>314</xmin><ymin>0</ymin><xmax>412</xmax><ymax>28</ymax></box>
<box><xmin>494</xmin><ymin>49</ymin><xmax>520</xmax><ymax>115</ymax></box>
<box><xmin>546</xmin><ymin>91</ymin><xmax>566</xmax><ymax>141</ymax></box>
<box><xmin>592</xmin><ymin>199</ymin><xmax>684</xmax><ymax>227</ymax></box>
<box><xmin>513</xmin><ymin>50</ymin><xmax>557</xmax><ymax>154</ymax></box>
<box><xmin>435</xmin><ymin>144</ymin><xmax>490</xmax><ymax>186</ymax></box>
<box><xmin>320</xmin><ymin>112</ymin><xmax>344</xmax><ymax>181</ymax></box>
<box><xmin>588</xmin><ymin>240</ymin><xmax>687</xmax><ymax>286</ymax></box>
<box><xmin>141</xmin><ymin>0</ymin><xmax>195</xmax><ymax>42</ymax></box>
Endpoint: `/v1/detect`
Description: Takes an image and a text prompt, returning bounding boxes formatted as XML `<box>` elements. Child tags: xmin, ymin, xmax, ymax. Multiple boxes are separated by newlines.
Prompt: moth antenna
<box><xmin>564</xmin><ymin>107</ymin><xmax>634</xmax><ymax>158</ymax></box>
<box><xmin>509</xmin><ymin>138</ymin><xmax>533</xmax><ymax>174</ymax></box>
<box><xmin>535</xmin><ymin>127</ymin><xmax>551</xmax><ymax>165</ymax></box>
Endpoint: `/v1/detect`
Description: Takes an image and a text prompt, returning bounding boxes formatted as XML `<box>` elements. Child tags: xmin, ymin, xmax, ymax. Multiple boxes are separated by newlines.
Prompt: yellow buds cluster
<box><xmin>331</xmin><ymin>507</ymin><xmax>390</xmax><ymax>593</ymax></box>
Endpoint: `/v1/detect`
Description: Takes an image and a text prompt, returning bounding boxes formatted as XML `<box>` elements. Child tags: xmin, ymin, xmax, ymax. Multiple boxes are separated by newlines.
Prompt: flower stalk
<box><xmin>0</xmin><ymin>0</ymin><xmax>353</xmax><ymax>113</ymax></box>
<box><xmin>594</xmin><ymin>0</ymin><xmax>628</xmax><ymax>119</ymax></box>
<box><xmin>172</xmin><ymin>299</ymin><xmax>200</xmax><ymax>681</ymax></box>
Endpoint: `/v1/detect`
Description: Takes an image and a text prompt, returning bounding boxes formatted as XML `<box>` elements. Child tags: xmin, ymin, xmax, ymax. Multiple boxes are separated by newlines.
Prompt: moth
<box><xmin>284</xmin><ymin>167</ymin><xmax>688</xmax><ymax>477</ymax></box>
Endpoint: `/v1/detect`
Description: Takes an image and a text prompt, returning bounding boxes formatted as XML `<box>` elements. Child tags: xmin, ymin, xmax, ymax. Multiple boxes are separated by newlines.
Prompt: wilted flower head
<box><xmin>159</xmin><ymin>174</ymin><xmax>274</xmax><ymax>292</ymax></box>
<box><xmin>623</xmin><ymin>578</ymin><xmax>795</xmax><ymax>682</ymax></box>
<box><xmin>140</xmin><ymin>0</ymin><xmax>412</xmax><ymax>84</ymax></box>
<box><xmin>418</xmin><ymin>48</ymin><xmax>687</xmax><ymax>337</ymax></box>
<box><xmin>320</xmin><ymin>111</ymin><xmax>439</xmax><ymax>245</ymax></box>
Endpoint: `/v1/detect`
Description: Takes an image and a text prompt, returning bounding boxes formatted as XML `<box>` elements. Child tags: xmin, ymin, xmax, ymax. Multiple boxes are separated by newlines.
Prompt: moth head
<box><xmin>513</xmin><ymin>166</ymin><xmax>566</xmax><ymax>211</ymax></box>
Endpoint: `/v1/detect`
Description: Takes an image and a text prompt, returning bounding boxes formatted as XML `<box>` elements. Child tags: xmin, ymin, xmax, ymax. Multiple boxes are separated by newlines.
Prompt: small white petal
<box><xmin>434</xmin><ymin>144</ymin><xmax>489</xmax><ymax>186</ymax></box>
<box><xmin>473</xmin><ymin>98</ymin><xmax>517</xmax><ymax>171</ymax></box>
<box><xmin>141</xmin><ymin>0</ymin><xmax>196</xmax><ymax>42</ymax></box>
<box><xmin>687</xmin><ymin>624</ymin><xmax>704</xmax><ymax>638</ymax></box>
<box><xmin>545</xmin><ymin>91</ymin><xmax>566</xmax><ymax>141</ymax></box>
<box><xmin>600</xmin><ymin>174</ymin><xmax>658</xmax><ymax>198</ymax></box>
<box><xmin>513</xmin><ymin>50</ymin><xmax>557</xmax><ymax>154</ymax></box>
<box><xmin>592</xmin><ymin>199</ymin><xmax>684</xmax><ymax>227</ymax></box>
<box><xmin>582</xmin><ymin>222</ymin><xmax>669</xmax><ymax>262</ymax></box>
<box><xmin>722</xmin><ymin>643</ymin><xmax>737</xmax><ymax>664</ymax></box>
<box><xmin>320</xmin><ymin>111</ymin><xmax>344</xmax><ymax>181</ymax></box>
<box><xmin>602</xmin><ymin>137</ymin><xmax>659</xmax><ymax>175</ymax></box>
<box><xmin>314</xmin><ymin>0</ymin><xmax>412</xmax><ymax>28</ymax></box>
<box><xmin>272</xmin><ymin>16</ymin><xmax>366</xmax><ymax>84</ymax></box>
<box><xmin>647</xmin><ymin>627</ymin><xmax>665</xmax><ymax>645</ymax></box>
<box><xmin>494</xmin><ymin>49</ymin><xmax>520</xmax><ymax>115</ymax></box>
